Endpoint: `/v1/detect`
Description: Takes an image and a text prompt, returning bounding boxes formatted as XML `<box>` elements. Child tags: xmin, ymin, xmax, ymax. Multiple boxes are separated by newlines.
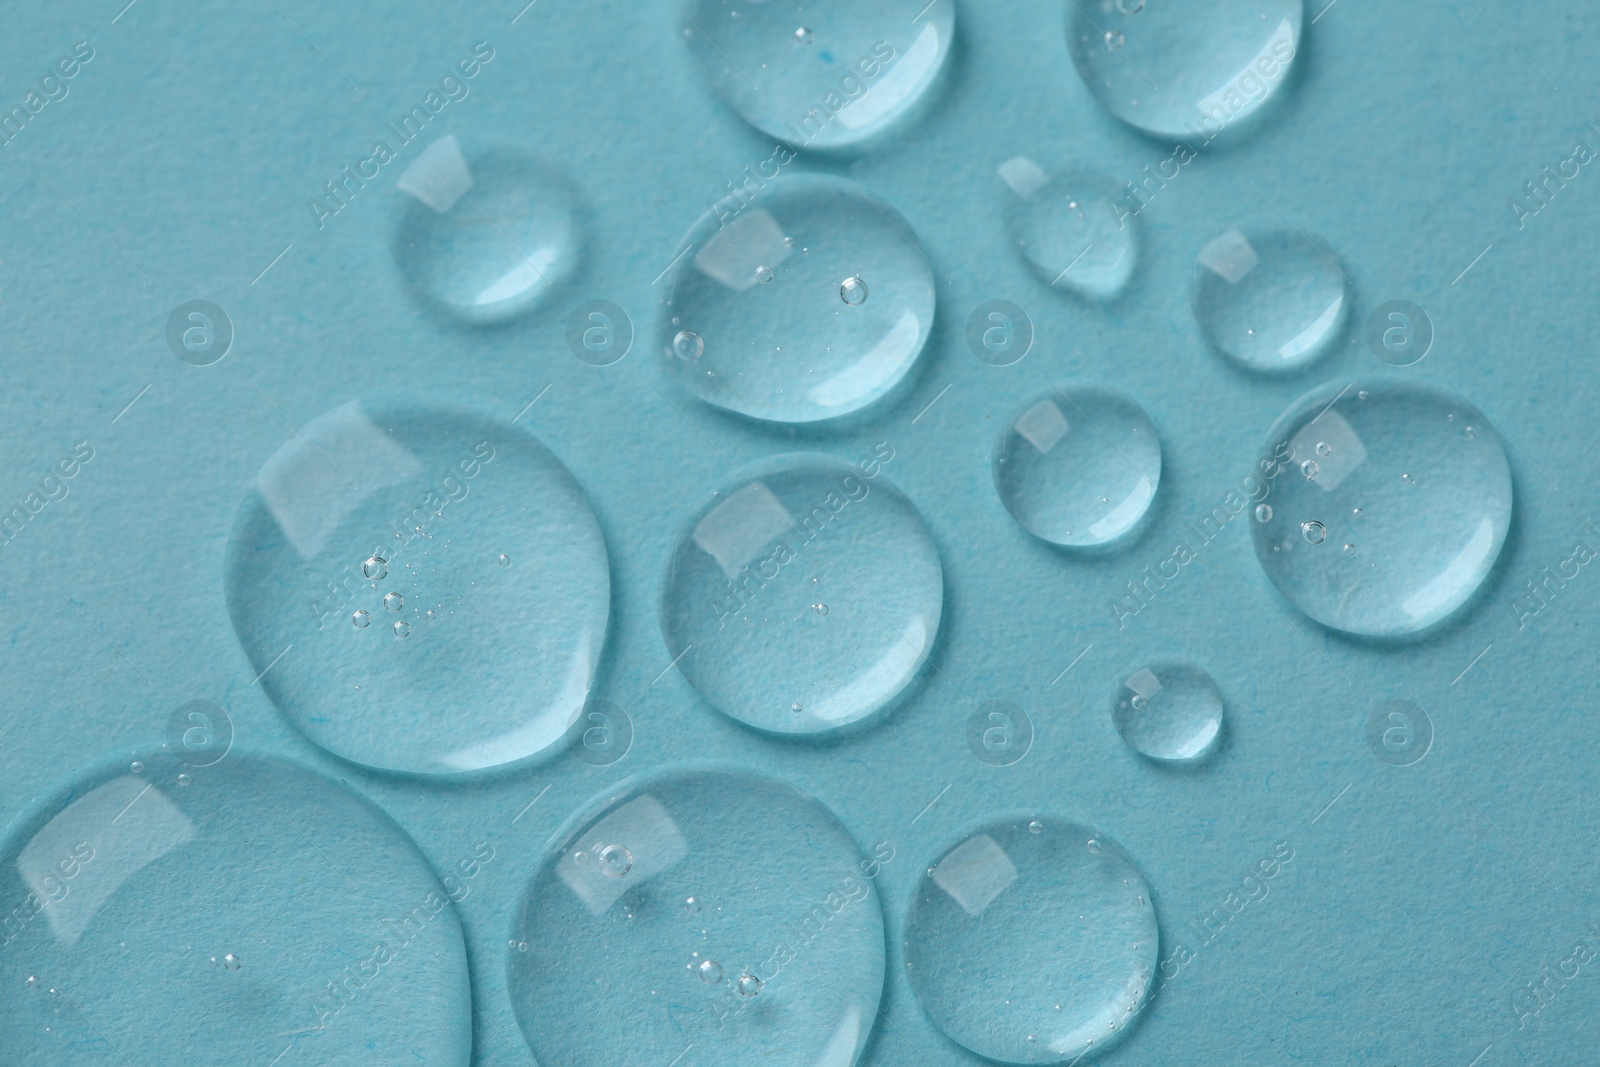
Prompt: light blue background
<box><xmin>1</xmin><ymin>1</ymin><xmax>1597</xmax><ymax>1064</ymax></box>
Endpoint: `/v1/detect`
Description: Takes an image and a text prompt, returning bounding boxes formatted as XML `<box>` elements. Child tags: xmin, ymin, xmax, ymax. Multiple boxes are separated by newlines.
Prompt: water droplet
<box><xmin>1301</xmin><ymin>459</ymin><xmax>1320</xmax><ymax>481</ymax></box>
<box><xmin>685</xmin><ymin>896</ymin><xmax>701</xmax><ymax>913</ymax></box>
<box><xmin>680</xmin><ymin>1</ymin><xmax>955</xmax><ymax>149</ymax></box>
<box><xmin>1028</xmin><ymin>820</ymin><xmax>1044</xmax><ymax>834</ymax></box>
<box><xmin>663</xmin><ymin>454</ymin><xmax>942</xmax><ymax>734</ymax></box>
<box><xmin>129</xmin><ymin>761</ymin><xmax>144</xmax><ymax>774</ymax></box>
<box><xmin>497</xmin><ymin>553</ymin><xmax>511</xmax><ymax>566</ymax></box>
<box><xmin>1301</xmin><ymin>520</ymin><xmax>1326</xmax><ymax>545</ymax></box>
<box><xmin>225</xmin><ymin>401</ymin><xmax>611</xmax><ymax>774</ymax></box>
<box><xmin>698</xmin><ymin>959</ymin><xmax>723</xmax><ymax>984</ymax></box>
<box><xmin>1069</xmin><ymin>1</ymin><xmax>1302</xmax><ymax>138</ymax></box>
<box><xmin>1343</xmin><ymin>543</ymin><xmax>1356</xmax><ymax>555</ymax></box>
<box><xmin>352</xmin><ymin>609</ymin><xmax>371</xmax><ymax>628</ymax></box>
<box><xmin>1114</xmin><ymin>662</ymin><xmax>1225</xmax><ymax>763</ymax></box>
<box><xmin>509</xmin><ymin>769</ymin><xmax>884</xmax><ymax>1065</ymax></box>
<box><xmin>671</xmin><ymin>329</ymin><xmax>704</xmax><ymax>361</ymax></box>
<box><xmin>790</xmin><ymin>702</ymin><xmax>803</xmax><ymax>713</ymax></box>
<box><xmin>1315</xmin><ymin>441</ymin><xmax>1332</xmax><ymax>457</ymax></box>
<box><xmin>1086</xmin><ymin>838</ymin><xmax>1102</xmax><ymax>853</ymax></box>
<box><xmin>572</xmin><ymin>850</ymin><xmax>588</xmax><ymax>865</ymax></box>
<box><xmin>1465</xmin><ymin>425</ymin><xmax>1477</xmax><ymax>439</ymax></box>
<box><xmin>840</xmin><ymin>275</ymin><xmax>869</xmax><ymax>305</ymax></box>
<box><xmin>660</xmin><ymin>175</ymin><xmax>935</xmax><ymax>423</ymax></box>
<box><xmin>0</xmin><ymin>752</ymin><xmax>470</xmax><ymax>1061</ymax></box>
<box><xmin>598</xmin><ymin>843</ymin><xmax>633</xmax><ymax>879</ymax></box>
<box><xmin>903</xmin><ymin>817</ymin><xmax>1156</xmax><ymax>1063</ymax></box>
<box><xmin>177</xmin><ymin>773</ymin><xmax>191</xmax><ymax>786</ymax></box>
<box><xmin>736</xmin><ymin>973</ymin><xmax>763</xmax><ymax>997</ymax></box>
<box><xmin>1254</xmin><ymin>504</ymin><xmax>1273</xmax><ymax>523</ymax></box>
<box><xmin>363</xmin><ymin>555</ymin><xmax>388</xmax><ymax>580</ymax></box>
<box><xmin>1001</xmin><ymin>163</ymin><xmax>1137</xmax><ymax>300</ymax></box>
<box><xmin>753</xmin><ymin>264</ymin><xmax>774</xmax><ymax>284</ymax></box>
<box><xmin>519</xmin><ymin>941</ymin><xmax>528</xmax><ymax>952</ymax></box>
<box><xmin>1358</xmin><ymin>390</ymin><xmax>1370</xmax><ymax>400</ymax></box>
<box><xmin>396</xmin><ymin>140</ymin><xmax>580</xmax><ymax>324</ymax></box>
<box><xmin>1249</xmin><ymin>382</ymin><xmax>1512</xmax><ymax>636</ymax></box>
<box><xmin>993</xmin><ymin>388</ymin><xmax>1160</xmax><ymax>547</ymax></box>
<box><xmin>1192</xmin><ymin>229</ymin><xmax>1349</xmax><ymax>373</ymax></box>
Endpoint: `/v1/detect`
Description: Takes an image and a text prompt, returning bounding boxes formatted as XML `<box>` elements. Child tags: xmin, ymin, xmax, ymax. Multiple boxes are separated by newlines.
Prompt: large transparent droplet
<box><xmin>1192</xmin><ymin>228</ymin><xmax>1349</xmax><ymax>373</ymax></box>
<box><xmin>509</xmin><ymin>769</ymin><xmax>886</xmax><ymax>1066</ymax></box>
<box><xmin>1113</xmin><ymin>661</ymin><xmax>1225</xmax><ymax>762</ymax></box>
<box><xmin>1251</xmin><ymin>381</ymin><xmax>1513</xmax><ymax>636</ymax></box>
<box><xmin>1067</xmin><ymin>0</ymin><xmax>1303</xmax><ymax>140</ymax></box>
<box><xmin>225</xmin><ymin>400</ymin><xmax>610</xmax><ymax>773</ymax></box>
<box><xmin>661</xmin><ymin>175</ymin><xmax>935</xmax><ymax>423</ymax></box>
<box><xmin>680</xmin><ymin>0</ymin><xmax>955</xmax><ymax>150</ymax></box>
<box><xmin>661</xmin><ymin>452</ymin><xmax>942</xmax><ymax>734</ymax></box>
<box><xmin>0</xmin><ymin>750</ymin><xmax>471</xmax><ymax>1066</ymax></box>
<box><xmin>993</xmin><ymin>388</ymin><xmax>1161</xmax><ymax>547</ymax></box>
<box><xmin>903</xmin><ymin>815</ymin><xmax>1158</xmax><ymax>1064</ymax></box>
<box><xmin>395</xmin><ymin>135</ymin><xmax>579</xmax><ymax>324</ymax></box>
<box><xmin>999</xmin><ymin>158</ymin><xmax>1136</xmax><ymax>300</ymax></box>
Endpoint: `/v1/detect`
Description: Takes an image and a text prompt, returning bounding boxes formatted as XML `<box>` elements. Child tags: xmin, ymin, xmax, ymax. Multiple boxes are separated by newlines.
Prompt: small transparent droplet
<box><xmin>223</xmin><ymin>953</ymin><xmax>241</xmax><ymax>971</ymax></box>
<box><xmin>698</xmin><ymin>959</ymin><xmax>723</xmax><ymax>984</ymax></box>
<box><xmin>130</xmin><ymin>761</ymin><xmax>144</xmax><ymax>774</ymax></box>
<box><xmin>1086</xmin><ymin>838</ymin><xmax>1102</xmax><ymax>854</ymax></box>
<box><xmin>392</xmin><ymin>620</ymin><xmax>410</xmax><ymax>638</ymax></box>
<box><xmin>1254</xmin><ymin>504</ymin><xmax>1273</xmax><ymax>523</ymax></box>
<box><xmin>384</xmin><ymin>592</ymin><xmax>404</xmax><ymax>612</ymax></box>
<box><xmin>1028</xmin><ymin>820</ymin><xmax>1044</xmax><ymax>834</ymax></box>
<box><xmin>572</xmin><ymin>850</ymin><xmax>588</xmax><ymax>865</ymax></box>
<box><xmin>1130</xmin><ymin>694</ymin><xmax>1147</xmax><ymax>711</ymax></box>
<box><xmin>736</xmin><ymin>973</ymin><xmax>763</xmax><ymax>997</ymax></box>
<box><xmin>352</xmin><ymin>609</ymin><xmax>370</xmax><ymax>628</ymax></box>
<box><xmin>1301</xmin><ymin>459</ymin><xmax>1320</xmax><ymax>481</ymax></box>
<box><xmin>177</xmin><ymin>773</ymin><xmax>191</xmax><ymax>787</ymax></box>
<box><xmin>1343</xmin><ymin>543</ymin><xmax>1356</xmax><ymax>555</ymax></box>
<box><xmin>1116</xmin><ymin>0</ymin><xmax>1144</xmax><ymax>11</ymax></box>
<box><xmin>685</xmin><ymin>896</ymin><xmax>701</xmax><ymax>913</ymax></box>
<box><xmin>793</xmin><ymin>26</ymin><xmax>812</xmax><ymax>45</ymax></box>
<box><xmin>1401</xmin><ymin>472</ymin><xmax>1417</xmax><ymax>487</ymax></box>
<box><xmin>840</xmin><ymin>276</ymin><xmax>868</xmax><ymax>306</ymax></box>
<box><xmin>26</xmin><ymin>976</ymin><xmax>41</xmax><ymax>989</ymax></box>
<box><xmin>672</xmin><ymin>330</ymin><xmax>704</xmax><ymax>361</ymax></box>
<box><xmin>497</xmin><ymin>553</ymin><xmax>510</xmax><ymax>566</ymax></box>
<box><xmin>1352</xmin><ymin>507</ymin><xmax>1364</xmax><ymax>519</ymax></box>
<box><xmin>1358</xmin><ymin>390</ymin><xmax>1370</xmax><ymax>400</ymax></box>
<box><xmin>1104</xmin><ymin>30</ymin><xmax>1124</xmax><ymax>49</ymax></box>
<box><xmin>812</xmin><ymin>603</ymin><xmax>828</xmax><ymax>616</ymax></box>
<box><xmin>1315</xmin><ymin>441</ymin><xmax>1332</xmax><ymax>457</ymax></box>
<box><xmin>1301</xmin><ymin>521</ymin><xmax>1326</xmax><ymax>545</ymax></box>
<box><xmin>518</xmin><ymin>941</ymin><xmax>528</xmax><ymax>952</ymax></box>
<box><xmin>598</xmin><ymin>843</ymin><xmax>633</xmax><ymax>879</ymax></box>
<box><xmin>363</xmin><ymin>555</ymin><xmax>388</xmax><ymax>580</ymax></box>
<box><xmin>754</xmin><ymin>265</ymin><xmax>774</xmax><ymax>284</ymax></box>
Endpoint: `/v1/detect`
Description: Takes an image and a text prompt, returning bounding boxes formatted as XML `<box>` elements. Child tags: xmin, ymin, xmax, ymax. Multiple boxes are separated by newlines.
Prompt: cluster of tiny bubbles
<box><xmin>1249</xmin><ymin>380</ymin><xmax>1513</xmax><ymax>636</ymax></box>
<box><xmin>352</xmin><ymin>609</ymin><xmax>371</xmax><ymax>628</ymax></box>
<box><xmin>999</xmin><ymin>159</ymin><xmax>1137</xmax><ymax>300</ymax></box>
<box><xmin>678</xmin><ymin>0</ymin><xmax>956</xmax><ymax>150</ymax></box>
<box><xmin>902</xmin><ymin>815</ymin><xmax>1157</xmax><ymax>1063</ymax></box>
<box><xmin>993</xmin><ymin>387</ymin><xmax>1161</xmax><ymax>547</ymax></box>
<box><xmin>658</xmin><ymin>174</ymin><xmax>936</xmax><ymax>423</ymax></box>
<box><xmin>1113</xmin><ymin>662</ymin><xmax>1225</xmax><ymax>763</ymax></box>
<box><xmin>363</xmin><ymin>555</ymin><xmax>387</xmax><ymax>580</ymax></box>
<box><xmin>736</xmin><ymin>973</ymin><xmax>763</xmax><ymax>997</ymax></box>
<box><xmin>598</xmin><ymin>843</ymin><xmax>633</xmax><ymax>879</ymax></box>
<box><xmin>1069</xmin><ymin>0</ymin><xmax>1303</xmax><ymax>139</ymax></box>
<box><xmin>1192</xmin><ymin>228</ymin><xmax>1349</xmax><ymax>373</ymax></box>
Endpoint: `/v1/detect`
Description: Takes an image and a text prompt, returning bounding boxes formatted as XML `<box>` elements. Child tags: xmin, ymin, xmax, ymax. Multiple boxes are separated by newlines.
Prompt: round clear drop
<box><xmin>1067</xmin><ymin>0</ymin><xmax>1304</xmax><ymax>140</ymax></box>
<box><xmin>1250</xmin><ymin>381</ymin><xmax>1513</xmax><ymax>636</ymax></box>
<box><xmin>661</xmin><ymin>452</ymin><xmax>942</xmax><ymax>734</ymax></box>
<box><xmin>1112</xmin><ymin>661</ymin><xmax>1225</xmax><ymax>762</ymax></box>
<box><xmin>660</xmin><ymin>174</ymin><xmax>936</xmax><ymax>423</ymax></box>
<box><xmin>903</xmin><ymin>815</ymin><xmax>1158</xmax><ymax>1064</ymax></box>
<box><xmin>508</xmin><ymin>768</ymin><xmax>887</xmax><ymax>1067</ymax></box>
<box><xmin>993</xmin><ymin>388</ymin><xmax>1161</xmax><ymax>547</ymax></box>
<box><xmin>679</xmin><ymin>0</ymin><xmax>956</xmax><ymax>150</ymax></box>
<box><xmin>225</xmin><ymin>400</ymin><xmax>610</xmax><ymax>774</ymax></box>
<box><xmin>394</xmin><ymin>135</ymin><xmax>580</xmax><ymax>324</ymax></box>
<box><xmin>999</xmin><ymin>159</ymin><xmax>1137</xmax><ymax>300</ymax></box>
<box><xmin>0</xmin><ymin>749</ymin><xmax>471</xmax><ymax>1066</ymax></box>
<box><xmin>1192</xmin><ymin>228</ymin><xmax>1349</xmax><ymax>373</ymax></box>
